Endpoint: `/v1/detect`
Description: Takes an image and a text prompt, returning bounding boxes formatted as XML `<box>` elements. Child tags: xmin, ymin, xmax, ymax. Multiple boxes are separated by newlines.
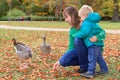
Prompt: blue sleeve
<box><xmin>72</xmin><ymin>23</ymin><xmax>92</xmax><ymax>38</ymax></box>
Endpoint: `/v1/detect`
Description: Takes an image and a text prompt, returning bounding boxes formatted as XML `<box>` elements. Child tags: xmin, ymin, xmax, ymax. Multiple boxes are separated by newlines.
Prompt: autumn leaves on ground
<box><xmin>0</xmin><ymin>29</ymin><xmax>120</xmax><ymax>80</ymax></box>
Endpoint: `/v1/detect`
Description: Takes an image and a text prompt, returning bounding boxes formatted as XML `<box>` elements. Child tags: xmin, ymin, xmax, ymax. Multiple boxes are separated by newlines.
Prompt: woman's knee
<box><xmin>59</xmin><ymin>53</ymin><xmax>70</xmax><ymax>67</ymax></box>
<box><xmin>59</xmin><ymin>59</ymin><xmax>68</xmax><ymax>67</ymax></box>
<box><xmin>59</xmin><ymin>50</ymin><xmax>77</xmax><ymax>67</ymax></box>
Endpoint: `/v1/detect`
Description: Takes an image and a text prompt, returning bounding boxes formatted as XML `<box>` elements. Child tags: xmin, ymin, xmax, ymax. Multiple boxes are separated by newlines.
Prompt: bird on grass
<box><xmin>40</xmin><ymin>35</ymin><xmax>51</xmax><ymax>54</ymax></box>
<box><xmin>12</xmin><ymin>38</ymin><xmax>33</xmax><ymax>69</ymax></box>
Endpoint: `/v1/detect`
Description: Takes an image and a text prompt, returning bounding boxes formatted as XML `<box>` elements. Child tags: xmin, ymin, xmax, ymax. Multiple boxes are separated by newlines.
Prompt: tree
<box><xmin>0</xmin><ymin>0</ymin><xmax>9</xmax><ymax>17</ymax></box>
<box><xmin>55</xmin><ymin>0</ymin><xmax>65</xmax><ymax>18</ymax></box>
<box><xmin>111</xmin><ymin>0</ymin><xmax>119</xmax><ymax>22</ymax></box>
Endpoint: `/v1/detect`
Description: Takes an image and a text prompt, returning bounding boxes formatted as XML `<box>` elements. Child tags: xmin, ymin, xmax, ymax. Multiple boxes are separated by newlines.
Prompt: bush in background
<box><xmin>7</xmin><ymin>8</ymin><xmax>26</xmax><ymax>17</ymax></box>
<box><xmin>0</xmin><ymin>15</ymin><xmax>64</xmax><ymax>21</ymax></box>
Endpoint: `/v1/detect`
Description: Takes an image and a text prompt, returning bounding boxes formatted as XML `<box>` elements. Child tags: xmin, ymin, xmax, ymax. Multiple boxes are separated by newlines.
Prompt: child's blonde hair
<box><xmin>78</xmin><ymin>5</ymin><xmax>93</xmax><ymax>18</ymax></box>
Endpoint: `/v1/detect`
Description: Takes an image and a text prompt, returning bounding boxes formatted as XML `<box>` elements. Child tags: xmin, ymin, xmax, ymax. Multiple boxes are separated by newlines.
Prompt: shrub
<box><xmin>7</xmin><ymin>8</ymin><xmax>26</xmax><ymax>17</ymax></box>
<box><xmin>31</xmin><ymin>16</ymin><xmax>64</xmax><ymax>21</ymax></box>
<box><xmin>0</xmin><ymin>15</ymin><xmax>64</xmax><ymax>21</ymax></box>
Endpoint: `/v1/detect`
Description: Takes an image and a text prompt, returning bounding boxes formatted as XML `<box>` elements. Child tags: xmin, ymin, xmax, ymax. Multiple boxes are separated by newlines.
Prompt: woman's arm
<box><xmin>90</xmin><ymin>29</ymin><xmax>106</xmax><ymax>42</ymax></box>
<box><xmin>68</xmin><ymin>28</ymin><xmax>77</xmax><ymax>50</ymax></box>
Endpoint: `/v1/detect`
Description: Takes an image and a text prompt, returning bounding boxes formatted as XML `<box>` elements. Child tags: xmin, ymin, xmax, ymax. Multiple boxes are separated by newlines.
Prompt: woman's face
<box><xmin>64</xmin><ymin>12</ymin><xmax>72</xmax><ymax>25</ymax></box>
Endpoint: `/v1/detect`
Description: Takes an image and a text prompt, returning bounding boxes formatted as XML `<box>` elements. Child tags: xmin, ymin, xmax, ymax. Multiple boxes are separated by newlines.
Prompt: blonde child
<box><xmin>73</xmin><ymin>5</ymin><xmax>108</xmax><ymax>78</ymax></box>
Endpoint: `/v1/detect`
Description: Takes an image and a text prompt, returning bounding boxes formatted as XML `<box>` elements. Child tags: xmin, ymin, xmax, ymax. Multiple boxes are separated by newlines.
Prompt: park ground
<box><xmin>0</xmin><ymin>21</ymin><xmax>120</xmax><ymax>80</ymax></box>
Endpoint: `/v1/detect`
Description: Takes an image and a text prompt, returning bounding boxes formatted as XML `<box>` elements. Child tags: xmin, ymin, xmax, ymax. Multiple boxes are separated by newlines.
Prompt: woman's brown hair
<box><xmin>63</xmin><ymin>6</ymin><xmax>80</xmax><ymax>29</ymax></box>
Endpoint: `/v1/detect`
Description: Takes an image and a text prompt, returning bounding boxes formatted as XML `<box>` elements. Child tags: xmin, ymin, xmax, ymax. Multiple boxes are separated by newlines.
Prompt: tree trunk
<box><xmin>111</xmin><ymin>0</ymin><xmax>119</xmax><ymax>22</ymax></box>
<box><xmin>55</xmin><ymin>1</ymin><xmax>59</xmax><ymax>19</ymax></box>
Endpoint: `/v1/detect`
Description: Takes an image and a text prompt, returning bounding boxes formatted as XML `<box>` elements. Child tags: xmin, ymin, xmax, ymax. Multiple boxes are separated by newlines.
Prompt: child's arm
<box><xmin>72</xmin><ymin>23</ymin><xmax>92</xmax><ymax>38</ymax></box>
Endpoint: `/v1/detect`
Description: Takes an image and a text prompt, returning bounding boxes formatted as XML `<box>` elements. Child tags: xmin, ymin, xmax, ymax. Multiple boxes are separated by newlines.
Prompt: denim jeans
<box><xmin>87</xmin><ymin>45</ymin><xmax>108</xmax><ymax>74</ymax></box>
<box><xmin>59</xmin><ymin>38</ymin><xmax>88</xmax><ymax>70</ymax></box>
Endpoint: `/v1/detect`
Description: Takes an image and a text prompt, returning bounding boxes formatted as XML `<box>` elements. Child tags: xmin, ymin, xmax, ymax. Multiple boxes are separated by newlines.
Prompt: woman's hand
<box><xmin>52</xmin><ymin>61</ymin><xmax>60</xmax><ymax>70</ymax></box>
<box><xmin>90</xmin><ymin>36</ymin><xmax>98</xmax><ymax>42</ymax></box>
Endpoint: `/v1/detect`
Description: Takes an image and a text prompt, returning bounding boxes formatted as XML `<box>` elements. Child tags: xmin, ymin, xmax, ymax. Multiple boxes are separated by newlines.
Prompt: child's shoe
<box><xmin>80</xmin><ymin>72</ymin><xmax>93</xmax><ymax>78</ymax></box>
<box><xmin>95</xmin><ymin>71</ymin><xmax>108</xmax><ymax>75</ymax></box>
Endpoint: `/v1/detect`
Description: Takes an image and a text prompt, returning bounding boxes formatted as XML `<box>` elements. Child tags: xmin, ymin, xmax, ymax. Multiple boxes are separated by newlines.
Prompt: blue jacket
<box><xmin>72</xmin><ymin>12</ymin><xmax>105</xmax><ymax>47</ymax></box>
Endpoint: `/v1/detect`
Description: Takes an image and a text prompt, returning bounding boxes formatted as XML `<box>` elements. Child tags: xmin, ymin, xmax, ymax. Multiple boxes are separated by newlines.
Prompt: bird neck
<box><xmin>43</xmin><ymin>38</ymin><xmax>46</xmax><ymax>45</ymax></box>
<box><xmin>13</xmin><ymin>41</ymin><xmax>17</xmax><ymax>46</ymax></box>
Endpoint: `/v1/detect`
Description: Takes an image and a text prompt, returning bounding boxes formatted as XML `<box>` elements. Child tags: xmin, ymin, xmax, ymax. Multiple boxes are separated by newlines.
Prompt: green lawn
<box><xmin>0</xmin><ymin>21</ymin><xmax>120</xmax><ymax>30</ymax></box>
<box><xmin>0</xmin><ymin>21</ymin><xmax>69</xmax><ymax>29</ymax></box>
<box><xmin>99</xmin><ymin>21</ymin><xmax>120</xmax><ymax>30</ymax></box>
<box><xmin>0</xmin><ymin>28</ymin><xmax>120</xmax><ymax>80</ymax></box>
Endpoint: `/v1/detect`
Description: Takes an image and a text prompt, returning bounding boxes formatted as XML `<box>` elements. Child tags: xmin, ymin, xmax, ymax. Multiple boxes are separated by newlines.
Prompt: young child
<box><xmin>73</xmin><ymin>5</ymin><xmax>109</xmax><ymax>78</ymax></box>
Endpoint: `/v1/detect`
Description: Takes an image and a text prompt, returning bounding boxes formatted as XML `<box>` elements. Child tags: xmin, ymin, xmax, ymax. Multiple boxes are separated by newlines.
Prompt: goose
<box><xmin>40</xmin><ymin>35</ymin><xmax>51</xmax><ymax>54</ymax></box>
<box><xmin>12</xmin><ymin>38</ymin><xmax>33</xmax><ymax>68</ymax></box>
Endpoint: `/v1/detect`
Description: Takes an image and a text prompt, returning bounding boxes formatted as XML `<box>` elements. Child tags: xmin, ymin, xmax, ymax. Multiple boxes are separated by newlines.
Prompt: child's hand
<box><xmin>52</xmin><ymin>61</ymin><xmax>60</xmax><ymax>70</ymax></box>
<box><xmin>90</xmin><ymin>36</ymin><xmax>97</xmax><ymax>42</ymax></box>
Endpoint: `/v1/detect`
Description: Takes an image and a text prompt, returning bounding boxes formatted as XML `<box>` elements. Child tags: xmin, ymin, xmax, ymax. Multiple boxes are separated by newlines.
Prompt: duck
<box><xmin>12</xmin><ymin>38</ymin><xmax>33</xmax><ymax>68</ymax></box>
<box><xmin>40</xmin><ymin>35</ymin><xmax>51</xmax><ymax>54</ymax></box>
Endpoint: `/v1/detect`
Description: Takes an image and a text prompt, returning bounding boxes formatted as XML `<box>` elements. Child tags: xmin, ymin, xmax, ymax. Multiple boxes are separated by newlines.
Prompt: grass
<box><xmin>99</xmin><ymin>21</ymin><xmax>120</xmax><ymax>30</ymax></box>
<box><xmin>0</xmin><ymin>28</ymin><xmax>120</xmax><ymax>80</ymax></box>
<box><xmin>0</xmin><ymin>21</ymin><xmax>69</xmax><ymax>29</ymax></box>
<box><xmin>0</xmin><ymin>21</ymin><xmax>120</xmax><ymax>30</ymax></box>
